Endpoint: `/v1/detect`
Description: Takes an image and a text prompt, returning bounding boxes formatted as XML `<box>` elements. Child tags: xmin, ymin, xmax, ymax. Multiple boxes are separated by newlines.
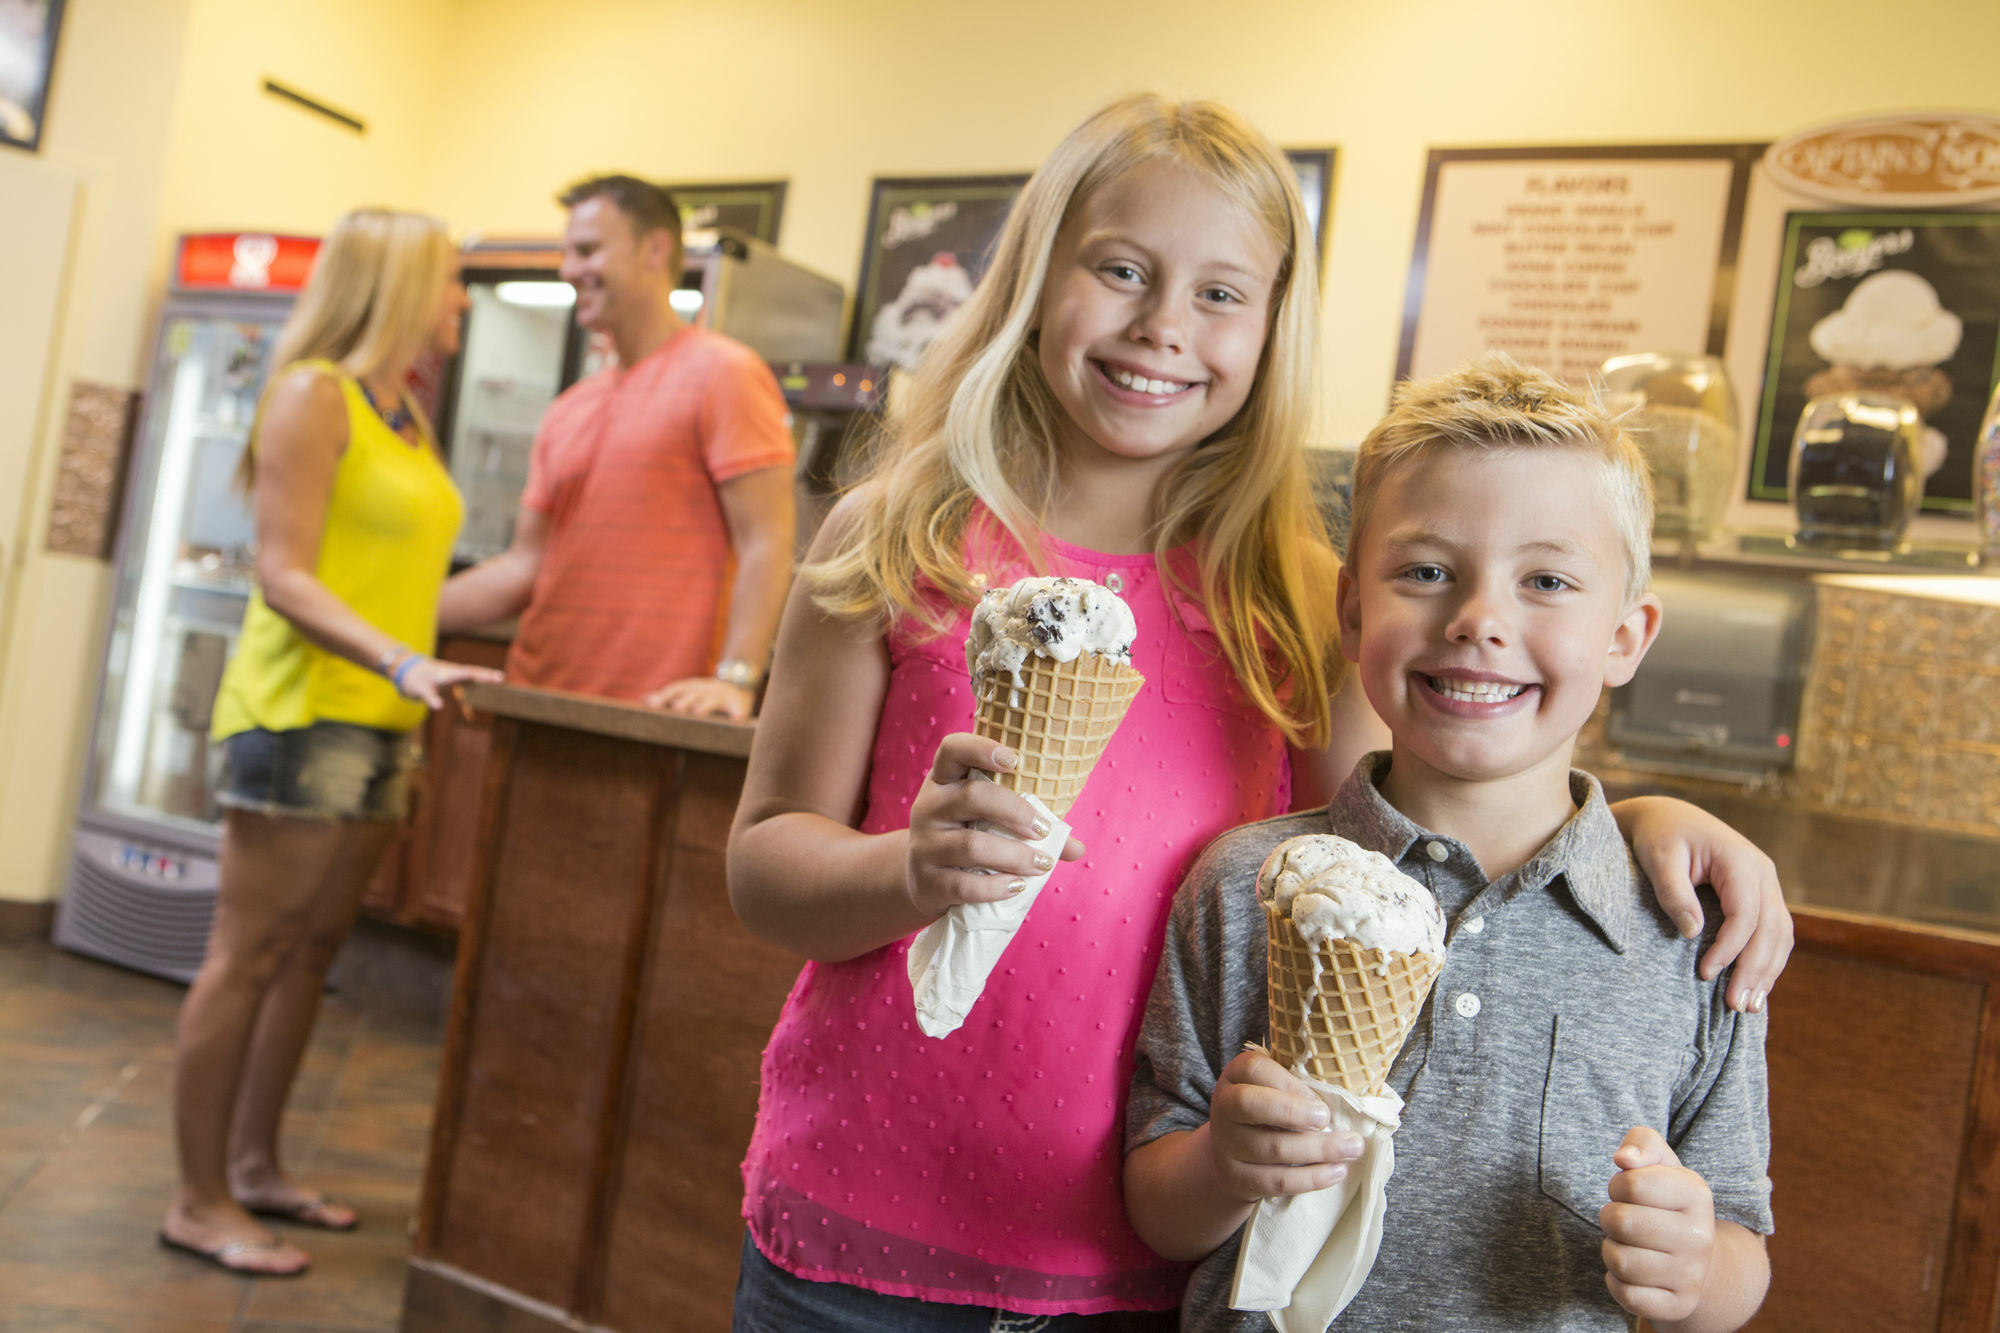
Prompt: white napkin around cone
<box><xmin>907</xmin><ymin>792</ymin><xmax>1070</xmax><ymax>1038</ymax></box>
<box><xmin>1229</xmin><ymin>1047</ymin><xmax>1405</xmax><ymax>1332</ymax></box>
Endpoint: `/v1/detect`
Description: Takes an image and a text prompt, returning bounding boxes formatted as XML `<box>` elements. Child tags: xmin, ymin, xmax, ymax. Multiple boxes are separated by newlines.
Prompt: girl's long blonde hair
<box><xmin>238</xmin><ymin>207</ymin><xmax>453</xmax><ymax>487</ymax></box>
<box><xmin>806</xmin><ymin>93</ymin><xmax>1340</xmax><ymax>746</ymax></box>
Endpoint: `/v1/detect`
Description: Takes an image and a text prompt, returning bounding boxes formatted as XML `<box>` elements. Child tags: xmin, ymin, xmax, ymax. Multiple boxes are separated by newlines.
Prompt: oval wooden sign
<box><xmin>1766</xmin><ymin>112</ymin><xmax>2000</xmax><ymax>206</ymax></box>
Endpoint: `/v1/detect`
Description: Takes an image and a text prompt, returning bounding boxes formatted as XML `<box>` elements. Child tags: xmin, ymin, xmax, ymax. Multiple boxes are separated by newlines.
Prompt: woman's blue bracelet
<box><xmin>391</xmin><ymin>655</ymin><xmax>423</xmax><ymax>694</ymax></box>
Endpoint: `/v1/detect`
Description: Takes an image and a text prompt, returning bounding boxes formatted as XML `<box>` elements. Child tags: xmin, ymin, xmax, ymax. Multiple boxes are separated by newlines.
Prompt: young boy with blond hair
<box><xmin>1124</xmin><ymin>354</ymin><xmax>1773</xmax><ymax>1331</ymax></box>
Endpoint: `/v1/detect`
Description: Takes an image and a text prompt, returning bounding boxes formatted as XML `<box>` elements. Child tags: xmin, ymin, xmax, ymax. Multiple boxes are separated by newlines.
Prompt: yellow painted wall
<box><xmin>420</xmin><ymin>0</ymin><xmax>2000</xmax><ymax>444</ymax></box>
<box><xmin>0</xmin><ymin>0</ymin><xmax>455</xmax><ymax>905</ymax></box>
<box><xmin>5</xmin><ymin>0</ymin><xmax>1998</xmax><ymax>904</ymax></box>
<box><xmin>0</xmin><ymin>0</ymin><xmax>195</xmax><ymax>906</ymax></box>
<box><xmin>153</xmin><ymin>0</ymin><xmax>455</xmax><ymax>235</ymax></box>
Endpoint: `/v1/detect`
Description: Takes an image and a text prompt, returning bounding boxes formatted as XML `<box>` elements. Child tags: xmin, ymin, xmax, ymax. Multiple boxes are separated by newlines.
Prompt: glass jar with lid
<box><xmin>1600</xmin><ymin>352</ymin><xmax>1741</xmax><ymax>543</ymax></box>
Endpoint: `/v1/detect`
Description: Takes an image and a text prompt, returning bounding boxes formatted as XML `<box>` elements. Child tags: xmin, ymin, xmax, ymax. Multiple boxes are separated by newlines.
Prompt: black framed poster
<box><xmin>1285</xmin><ymin>147</ymin><xmax>1337</xmax><ymax>274</ymax></box>
<box><xmin>1748</xmin><ymin>210</ymin><xmax>2000</xmax><ymax>511</ymax></box>
<box><xmin>0</xmin><ymin>0</ymin><xmax>66</xmax><ymax>152</ymax></box>
<box><xmin>850</xmin><ymin>173</ymin><xmax>1027</xmax><ymax>370</ymax></box>
<box><xmin>661</xmin><ymin>180</ymin><xmax>787</xmax><ymax>245</ymax></box>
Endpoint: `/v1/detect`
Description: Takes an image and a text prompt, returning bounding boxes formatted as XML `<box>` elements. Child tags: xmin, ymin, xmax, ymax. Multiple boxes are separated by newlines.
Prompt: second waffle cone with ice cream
<box><xmin>1259</xmin><ymin>835</ymin><xmax>1446</xmax><ymax>1096</ymax></box>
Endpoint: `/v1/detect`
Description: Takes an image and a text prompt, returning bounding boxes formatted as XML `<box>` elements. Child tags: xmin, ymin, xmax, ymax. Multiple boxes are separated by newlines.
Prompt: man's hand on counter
<box><xmin>644</xmin><ymin>676</ymin><xmax>756</xmax><ymax>721</ymax></box>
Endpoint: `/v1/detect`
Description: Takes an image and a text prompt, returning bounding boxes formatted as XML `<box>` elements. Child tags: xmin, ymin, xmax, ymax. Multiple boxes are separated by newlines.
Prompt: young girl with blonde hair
<box><xmin>159</xmin><ymin>209</ymin><xmax>500</xmax><ymax>1277</ymax></box>
<box><xmin>728</xmin><ymin>95</ymin><xmax>1789</xmax><ymax>1330</ymax></box>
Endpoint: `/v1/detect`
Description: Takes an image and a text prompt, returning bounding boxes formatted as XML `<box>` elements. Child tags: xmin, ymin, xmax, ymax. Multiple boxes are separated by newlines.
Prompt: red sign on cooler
<box><xmin>176</xmin><ymin>233</ymin><xmax>320</xmax><ymax>292</ymax></box>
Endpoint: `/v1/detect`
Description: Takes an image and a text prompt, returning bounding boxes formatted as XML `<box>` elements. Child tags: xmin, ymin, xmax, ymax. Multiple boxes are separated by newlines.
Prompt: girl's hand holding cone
<box><xmin>905</xmin><ymin>731</ymin><xmax>1086</xmax><ymax>919</ymax></box>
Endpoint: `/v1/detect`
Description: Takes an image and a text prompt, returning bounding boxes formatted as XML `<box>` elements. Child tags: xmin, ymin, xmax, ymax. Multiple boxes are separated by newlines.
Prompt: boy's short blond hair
<box><xmin>1346</xmin><ymin>353</ymin><xmax>1654</xmax><ymax>603</ymax></box>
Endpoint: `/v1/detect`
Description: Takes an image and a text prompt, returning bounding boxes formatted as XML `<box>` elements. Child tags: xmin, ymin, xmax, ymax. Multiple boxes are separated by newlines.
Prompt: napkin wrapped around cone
<box><xmin>1231</xmin><ymin>835</ymin><xmax>1446</xmax><ymax>1326</ymax></box>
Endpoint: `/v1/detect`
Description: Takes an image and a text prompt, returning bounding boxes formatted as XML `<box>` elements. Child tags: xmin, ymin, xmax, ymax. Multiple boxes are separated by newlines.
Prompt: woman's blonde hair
<box><xmin>239</xmin><ymin>208</ymin><xmax>453</xmax><ymax>486</ymax></box>
<box><xmin>806</xmin><ymin>93</ymin><xmax>1340</xmax><ymax>745</ymax></box>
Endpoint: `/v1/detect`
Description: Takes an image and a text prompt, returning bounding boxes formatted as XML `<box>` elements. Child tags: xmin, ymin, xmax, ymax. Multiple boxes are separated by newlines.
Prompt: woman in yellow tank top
<box><xmin>159</xmin><ymin>210</ymin><xmax>501</xmax><ymax>1277</ymax></box>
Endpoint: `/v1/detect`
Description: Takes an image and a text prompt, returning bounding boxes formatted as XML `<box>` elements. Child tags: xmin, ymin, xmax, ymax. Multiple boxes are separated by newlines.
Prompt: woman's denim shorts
<box><xmin>216</xmin><ymin>722</ymin><xmax>416</xmax><ymax>823</ymax></box>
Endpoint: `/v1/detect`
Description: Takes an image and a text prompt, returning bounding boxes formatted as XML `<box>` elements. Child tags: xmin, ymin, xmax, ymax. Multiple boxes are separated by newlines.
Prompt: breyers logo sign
<box><xmin>1767</xmin><ymin>112</ymin><xmax>2000</xmax><ymax>206</ymax></box>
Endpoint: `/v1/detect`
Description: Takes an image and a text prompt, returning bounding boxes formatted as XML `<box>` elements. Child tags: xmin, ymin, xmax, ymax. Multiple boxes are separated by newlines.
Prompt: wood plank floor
<box><xmin>0</xmin><ymin>938</ymin><xmax>441</xmax><ymax>1331</ymax></box>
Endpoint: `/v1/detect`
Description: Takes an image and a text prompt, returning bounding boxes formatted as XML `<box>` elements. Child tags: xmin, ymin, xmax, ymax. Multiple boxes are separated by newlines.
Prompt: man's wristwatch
<box><xmin>714</xmin><ymin>658</ymin><xmax>763</xmax><ymax>691</ymax></box>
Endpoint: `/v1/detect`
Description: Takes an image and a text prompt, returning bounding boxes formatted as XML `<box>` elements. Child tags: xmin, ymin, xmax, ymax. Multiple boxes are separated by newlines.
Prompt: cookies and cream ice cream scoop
<box><xmin>966</xmin><ymin>575</ymin><xmax>1138</xmax><ymax>686</ymax></box>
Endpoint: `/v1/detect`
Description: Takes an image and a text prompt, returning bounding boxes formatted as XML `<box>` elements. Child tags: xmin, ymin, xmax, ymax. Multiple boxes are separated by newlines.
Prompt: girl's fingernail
<box><xmin>1033</xmin><ymin>852</ymin><xmax>1055</xmax><ymax>871</ymax></box>
<box><xmin>1674</xmin><ymin>910</ymin><xmax>1700</xmax><ymax>937</ymax></box>
<box><xmin>992</xmin><ymin>747</ymin><xmax>1020</xmax><ymax>770</ymax></box>
<box><xmin>1308</xmin><ymin>1104</ymin><xmax>1330</xmax><ymax>1129</ymax></box>
<box><xmin>1031</xmin><ymin>819</ymin><xmax>1051</xmax><ymax>839</ymax></box>
<box><xmin>1749</xmin><ymin>990</ymin><xmax>1767</xmax><ymax>1014</ymax></box>
<box><xmin>1007</xmin><ymin>878</ymin><xmax>1028</xmax><ymax>896</ymax></box>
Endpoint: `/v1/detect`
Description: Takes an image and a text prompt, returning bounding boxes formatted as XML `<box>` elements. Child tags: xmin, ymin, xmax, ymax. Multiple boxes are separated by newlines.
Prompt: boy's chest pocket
<box><xmin>1539</xmin><ymin>1013</ymin><xmax>1669</xmax><ymax>1229</ymax></box>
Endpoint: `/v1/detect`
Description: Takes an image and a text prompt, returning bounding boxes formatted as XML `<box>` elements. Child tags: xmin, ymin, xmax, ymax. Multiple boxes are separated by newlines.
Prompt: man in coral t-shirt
<box><xmin>441</xmin><ymin>175</ymin><xmax>795</xmax><ymax>719</ymax></box>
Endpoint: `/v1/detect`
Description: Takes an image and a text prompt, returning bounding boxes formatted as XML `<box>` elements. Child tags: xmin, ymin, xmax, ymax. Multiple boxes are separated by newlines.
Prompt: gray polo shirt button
<box><xmin>1425</xmin><ymin>840</ymin><xmax>1449</xmax><ymax>862</ymax></box>
<box><xmin>1463</xmin><ymin>916</ymin><xmax>1485</xmax><ymax>934</ymax></box>
<box><xmin>1454</xmin><ymin>992</ymin><xmax>1482</xmax><ymax>1018</ymax></box>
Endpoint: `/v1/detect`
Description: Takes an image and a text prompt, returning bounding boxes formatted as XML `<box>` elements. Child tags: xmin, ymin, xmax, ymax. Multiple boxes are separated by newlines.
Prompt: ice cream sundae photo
<box><xmin>1805</xmin><ymin>268</ymin><xmax>1964</xmax><ymax>477</ymax></box>
<box><xmin>866</xmin><ymin>251</ymin><xmax>977</xmax><ymax>372</ymax></box>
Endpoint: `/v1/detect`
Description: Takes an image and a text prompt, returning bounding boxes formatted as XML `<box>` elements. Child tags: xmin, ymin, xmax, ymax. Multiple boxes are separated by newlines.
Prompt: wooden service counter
<box><xmin>1603</xmin><ymin>784</ymin><xmax>2000</xmax><ymax>1333</ymax></box>
<box><xmin>397</xmin><ymin>682</ymin><xmax>2000</xmax><ymax>1332</ymax></box>
<box><xmin>401</xmin><ymin>682</ymin><xmax>801</xmax><ymax>1332</ymax></box>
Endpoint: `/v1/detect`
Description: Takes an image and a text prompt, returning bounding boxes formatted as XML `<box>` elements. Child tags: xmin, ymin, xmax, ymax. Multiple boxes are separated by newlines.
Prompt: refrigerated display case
<box><xmin>54</xmin><ymin>233</ymin><xmax>318</xmax><ymax>982</ymax></box>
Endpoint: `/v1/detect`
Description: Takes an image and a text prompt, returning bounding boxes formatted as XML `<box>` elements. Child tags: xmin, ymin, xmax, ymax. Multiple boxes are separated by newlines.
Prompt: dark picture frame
<box><xmin>849</xmin><ymin>173</ymin><xmax>1028</xmax><ymax>369</ymax></box>
<box><xmin>1747</xmin><ymin>210</ymin><xmax>2000</xmax><ymax>512</ymax></box>
<box><xmin>1284</xmin><ymin>147</ymin><xmax>1337</xmax><ymax>276</ymax></box>
<box><xmin>659</xmin><ymin>179</ymin><xmax>788</xmax><ymax>246</ymax></box>
<box><xmin>1396</xmin><ymin>143</ymin><xmax>1762</xmax><ymax>387</ymax></box>
<box><xmin>0</xmin><ymin>0</ymin><xmax>66</xmax><ymax>153</ymax></box>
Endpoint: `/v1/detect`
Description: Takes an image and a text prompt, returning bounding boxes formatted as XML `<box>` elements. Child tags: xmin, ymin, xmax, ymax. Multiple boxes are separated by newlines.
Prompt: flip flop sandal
<box><xmin>244</xmin><ymin>1196</ymin><xmax>359</xmax><ymax>1231</ymax></box>
<box><xmin>157</xmin><ymin>1230</ymin><xmax>310</xmax><ymax>1277</ymax></box>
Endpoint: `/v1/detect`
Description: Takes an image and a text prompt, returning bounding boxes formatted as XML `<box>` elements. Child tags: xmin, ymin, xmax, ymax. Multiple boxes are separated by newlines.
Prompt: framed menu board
<box><xmin>1397</xmin><ymin>144</ymin><xmax>1762</xmax><ymax>387</ymax></box>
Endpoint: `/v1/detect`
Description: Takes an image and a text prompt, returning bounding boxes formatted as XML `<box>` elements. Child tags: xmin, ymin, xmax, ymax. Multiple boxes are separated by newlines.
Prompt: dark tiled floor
<box><xmin>0</xmin><ymin>939</ymin><xmax>442</xmax><ymax>1331</ymax></box>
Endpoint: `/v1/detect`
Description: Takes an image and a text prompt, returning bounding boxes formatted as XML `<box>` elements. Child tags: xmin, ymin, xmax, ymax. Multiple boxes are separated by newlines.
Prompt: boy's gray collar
<box><xmin>1325</xmin><ymin>754</ymin><xmax>1633</xmax><ymax>952</ymax></box>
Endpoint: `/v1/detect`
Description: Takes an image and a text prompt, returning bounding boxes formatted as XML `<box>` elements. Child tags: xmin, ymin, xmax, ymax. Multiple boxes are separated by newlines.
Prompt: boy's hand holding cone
<box><xmin>1230</xmin><ymin>834</ymin><xmax>1447</xmax><ymax>1330</ymax></box>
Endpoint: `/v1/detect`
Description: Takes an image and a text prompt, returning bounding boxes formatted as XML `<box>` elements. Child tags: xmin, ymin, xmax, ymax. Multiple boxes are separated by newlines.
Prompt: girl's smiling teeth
<box><xmin>1422</xmin><ymin>674</ymin><xmax>1530</xmax><ymax>703</ymax></box>
<box><xmin>1099</xmin><ymin>361</ymin><xmax>1192</xmax><ymax>396</ymax></box>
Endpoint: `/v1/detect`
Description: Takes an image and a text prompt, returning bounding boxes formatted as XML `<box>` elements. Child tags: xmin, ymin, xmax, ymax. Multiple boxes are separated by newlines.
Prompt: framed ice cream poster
<box><xmin>1748</xmin><ymin>212</ymin><xmax>2000</xmax><ymax>511</ymax></box>
<box><xmin>850</xmin><ymin>174</ymin><xmax>1028</xmax><ymax>370</ymax></box>
<box><xmin>0</xmin><ymin>0</ymin><xmax>66</xmax><ymax>151</ymax></box>
<box><xmin>660</xmin><ymin>179</ymin><xmax>787</xmax><ymax>245</ymax></box>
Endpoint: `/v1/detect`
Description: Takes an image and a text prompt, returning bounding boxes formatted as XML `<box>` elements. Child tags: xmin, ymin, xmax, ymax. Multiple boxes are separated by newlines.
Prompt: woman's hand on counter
<box><xmin>1618</xmin><ymin>795</ymin><xmax>1792</xmax><ymax>1013</ymax></box>
<box><xmin>394</xmin><ymin>656</ymin><xmax>505</xmax><ymax>711</ymax></box>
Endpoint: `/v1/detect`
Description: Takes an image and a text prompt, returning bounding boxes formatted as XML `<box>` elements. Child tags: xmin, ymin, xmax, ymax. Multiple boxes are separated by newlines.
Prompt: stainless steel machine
<box><xmin>1607</xmin><ymin>568</ymin><xmax>1815</xmax><ymax>781</ymax></box>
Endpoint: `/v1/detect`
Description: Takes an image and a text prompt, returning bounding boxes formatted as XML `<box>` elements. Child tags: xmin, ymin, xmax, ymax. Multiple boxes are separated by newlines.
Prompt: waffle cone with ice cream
<box><xmin>966</xmin><ymin>577</ymin><xmax>1144</xmax><ymax>817</ymax></box>
<box><xmin>1260</xmin><ymin>835</ymin><xmax>1446</xmax><ymax>1095</ymax></box>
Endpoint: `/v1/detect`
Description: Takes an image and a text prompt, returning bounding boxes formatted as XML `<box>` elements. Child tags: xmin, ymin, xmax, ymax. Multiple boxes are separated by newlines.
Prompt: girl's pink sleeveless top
<box><xmin>741</xmin><ymin>526</ymin><xmax>1291</xmax><ymax>1316</ymax></box>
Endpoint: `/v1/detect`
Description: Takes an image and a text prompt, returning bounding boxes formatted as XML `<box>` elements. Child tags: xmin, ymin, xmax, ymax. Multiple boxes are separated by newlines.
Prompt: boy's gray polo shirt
<box><xmin>1128</xmin><ymin>755</ymin><xmax>1772</xmax><ymax>1332</ymax></box>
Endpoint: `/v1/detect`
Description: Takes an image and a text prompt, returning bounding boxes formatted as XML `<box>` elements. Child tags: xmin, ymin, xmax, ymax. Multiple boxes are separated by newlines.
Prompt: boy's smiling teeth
<box><xmin>1423</xmin><ymin>674</ymin><xmax>1528</xmax><ymax>703</ymax></box>
<box><xmin>1105</xmin><ymin>364</ymin><xmax>1189</xmax><ymax>396</ymax></box>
